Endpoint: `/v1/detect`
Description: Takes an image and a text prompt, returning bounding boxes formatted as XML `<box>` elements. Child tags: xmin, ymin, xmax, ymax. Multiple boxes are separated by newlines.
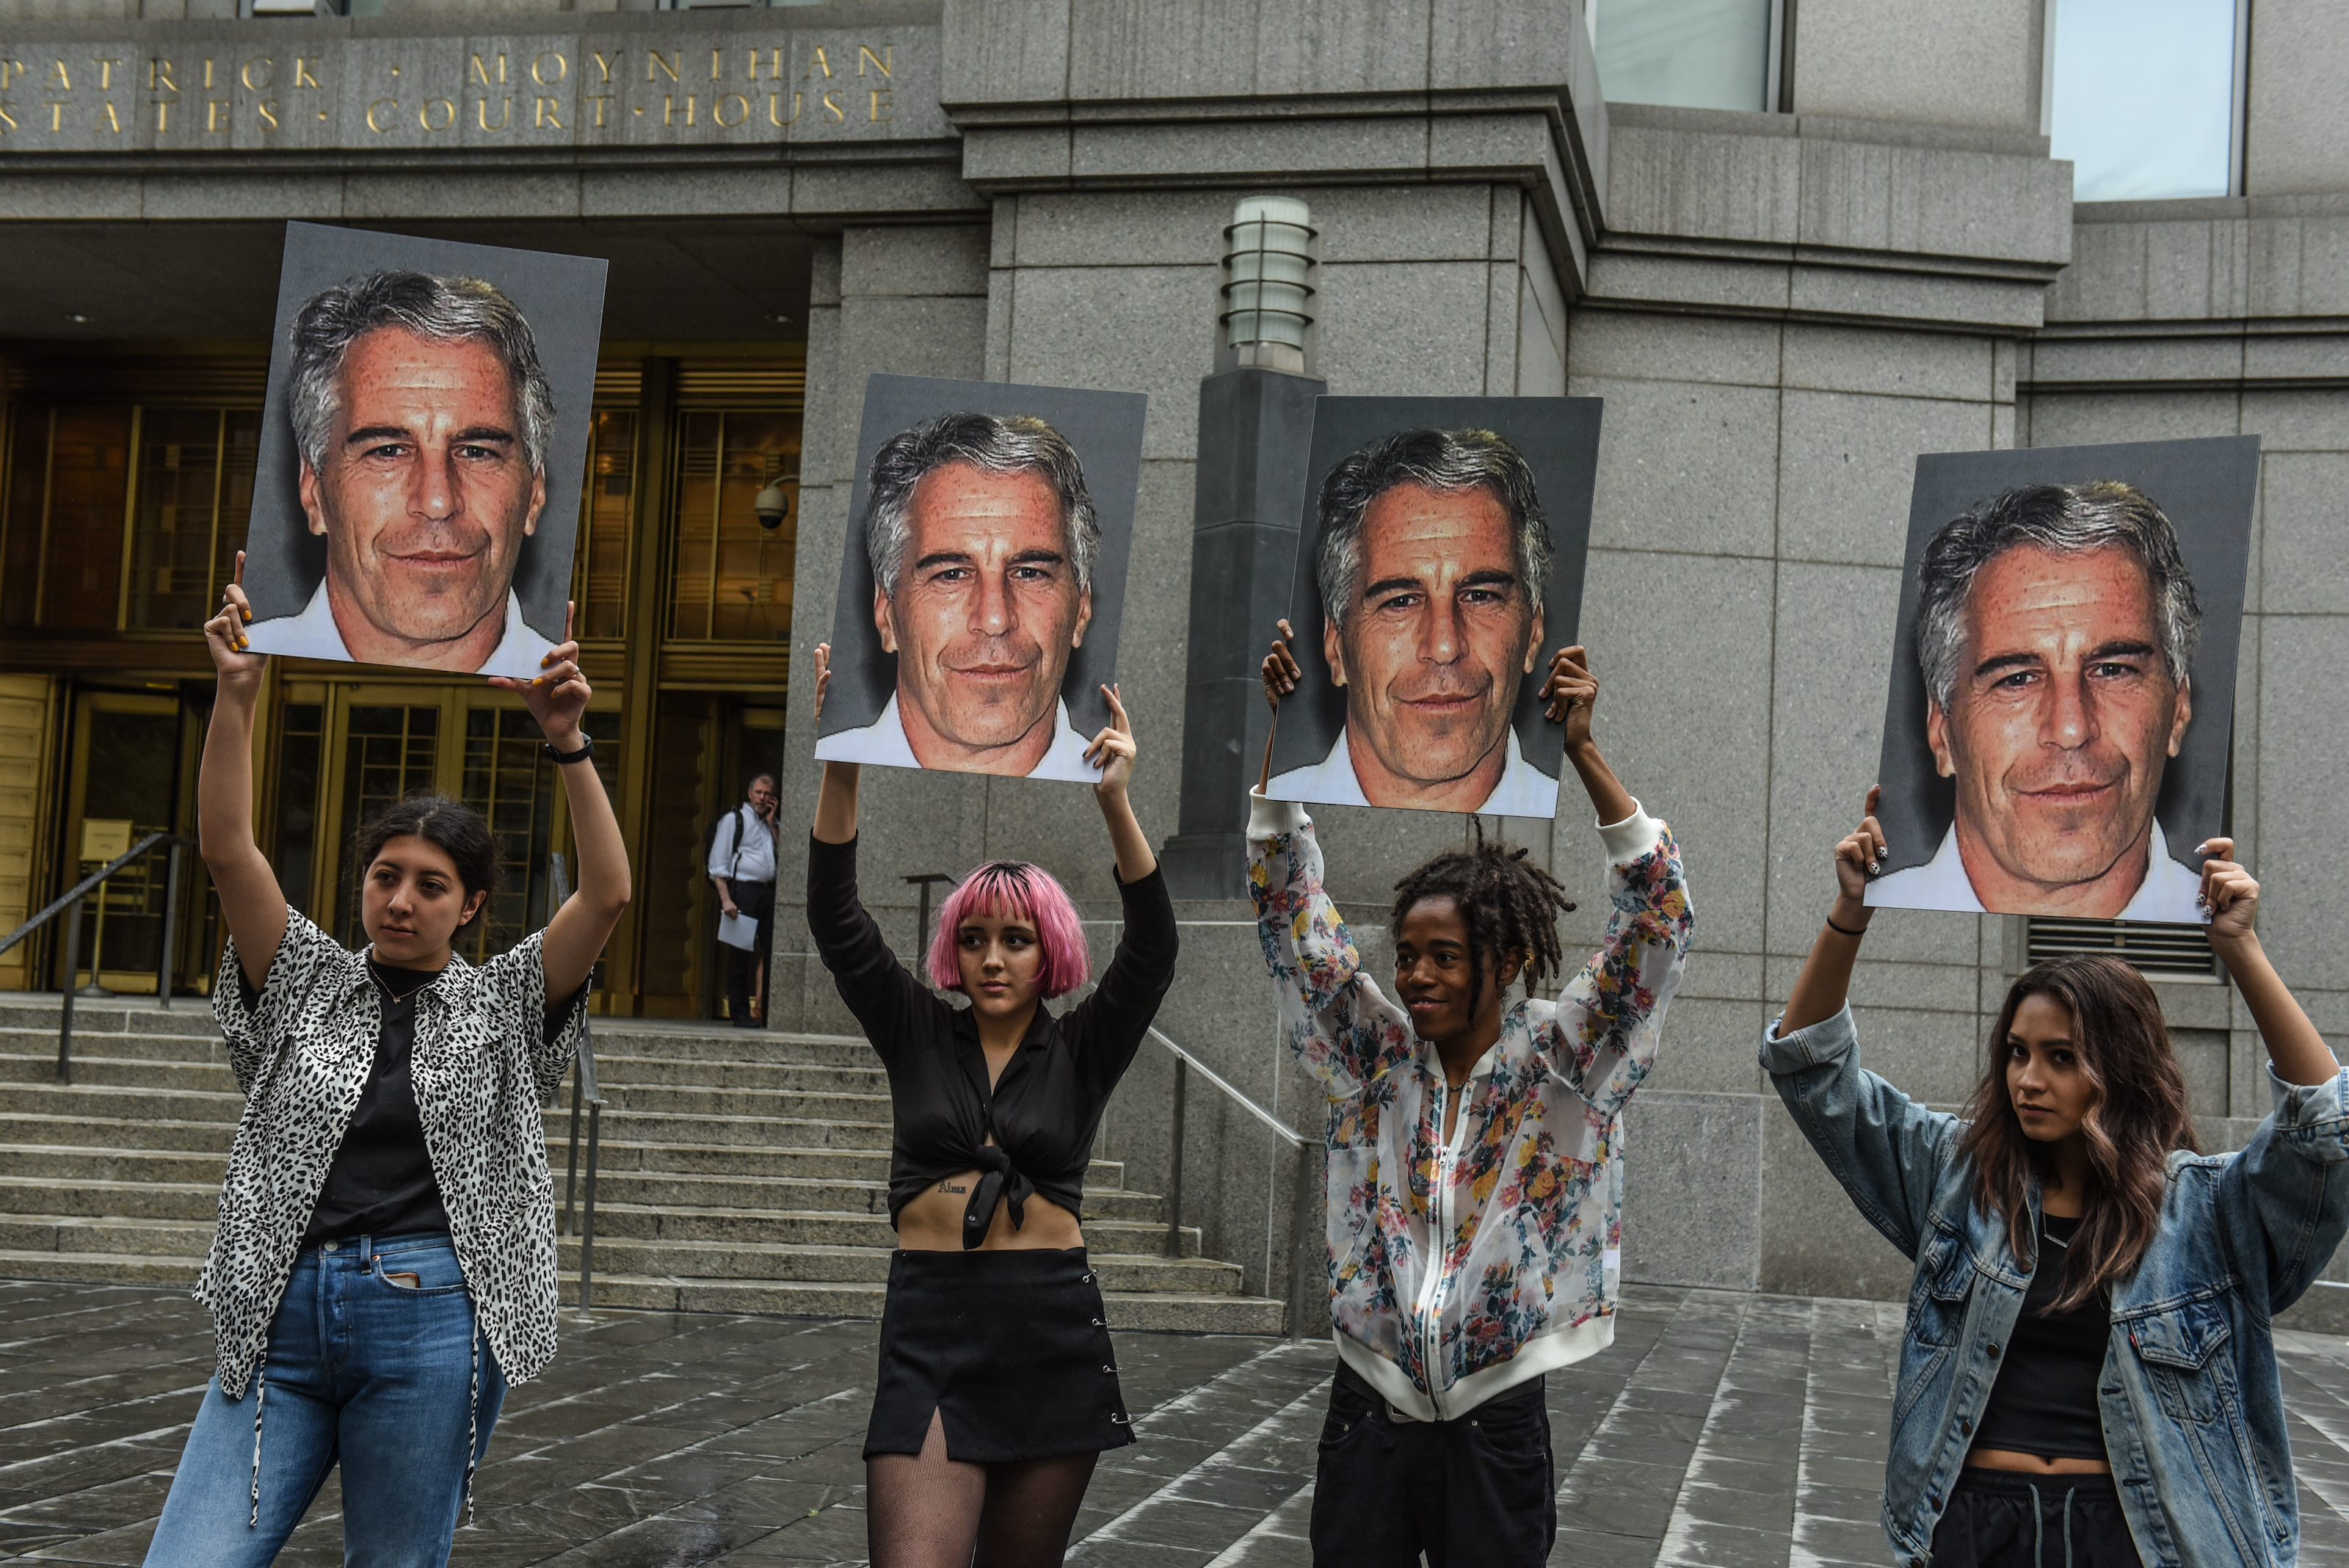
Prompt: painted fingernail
<box><xmin>241</xmin><ymin>610</ymin><xmax>252</xmax><ymax>623</ymax></box>
<box><xmin>2193</xmin><ymin>842</ymin><xmax>2210</xmax><ymax>855</ymax></box>
<box><xmin>1867</xmin><ymin>860</ymin><xmax>1878</xmax><ymax>874</ymax></box>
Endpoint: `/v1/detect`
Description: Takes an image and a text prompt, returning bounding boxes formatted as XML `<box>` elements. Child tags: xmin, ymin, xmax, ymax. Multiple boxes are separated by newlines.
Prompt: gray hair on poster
<box><xmin>860</xmin><ymin>410</ymin><xmax>1102</xmax><ymax>596</ymax></box>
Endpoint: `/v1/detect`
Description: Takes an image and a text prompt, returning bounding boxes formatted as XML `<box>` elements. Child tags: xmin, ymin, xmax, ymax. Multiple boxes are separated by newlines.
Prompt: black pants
<box><xmin>1930</xmin><ymin>1468</ymin><xmax>2143</xmax><ymax>1568</ymax></box>
<box><xmin>1309</xmin><ymin>1360</ymin><xmax>1554</xmax><ymax>1568</ymax></box>
<box><xmin>723</xmin><ymin>881</ymin><xmax>774</xmax><ymax>1026</ymax></box>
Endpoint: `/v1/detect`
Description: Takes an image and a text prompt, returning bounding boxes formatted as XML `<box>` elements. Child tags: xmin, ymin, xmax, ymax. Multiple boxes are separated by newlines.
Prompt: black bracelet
<box><xmin>1824</xmin><ymin>912</ymin><xmax>1867</xmax><ymax>938</ymax></box>
<box><xmin>545</xmin><ymin>734</ymin><xmax>595</xmax><ymax>766</ymax></box>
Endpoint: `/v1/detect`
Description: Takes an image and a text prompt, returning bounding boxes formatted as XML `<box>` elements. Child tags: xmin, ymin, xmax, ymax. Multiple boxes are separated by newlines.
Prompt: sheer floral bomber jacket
<box><xmin>1248</xmin><ymin>791</ymin><xmax>1693</xmax><ymax>1420</ymax></box>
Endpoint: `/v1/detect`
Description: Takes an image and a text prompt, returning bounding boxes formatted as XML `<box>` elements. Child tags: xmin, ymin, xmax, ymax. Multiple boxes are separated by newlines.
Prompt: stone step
<box><xmin>0</xmin><ymin>1214</ymin><xmax>216</xmax><ymax>1257</ymax></box>
<box><xmin>580</xmin><ymin>1054</ymin><xmax>890</xmax><ymax>1092</ymax></box>
<box><xmin>0</xmin><ymin>1248</ymin><xmax>203</xmax><ymax>1288</ymax></box>
<box><xmin>590</xmin><ymin>1084</ymin><xmax>898</xmax><ymax>1120</ymax></box>
<box><xmin>588</xmin><ymin>1031</ymin><xmax>873</xmax><ymax>1067</ymax></box>
<box><xmin>0</xmin><ymin>1146</ymin><xmax>228</xmax><ymax>1185</ymax></box>
<box><xmin>546</xmin><ymin>1271</ymin><xmax>1285</xmax><ymax>1335</ymax></box>
<box><xmin>0</xmin><ymin>1026</ymin><xmax>236</xmax><ymax>1066</ymax></box>
<box><xmin>538</xmin><ymin>1108</ymin><xmax>893</xmax><ymax>1150</ymax></box>
<box><xmin>555</xmin><ymin>1139</ymin><xmax>1122</xmax><ymax>1188</ymax></box>
<box><xmin>0</xmin><ymin>1052</ymin><xmax>238</xmax><ymax>1092</ymax></box>
<box><xmin>581</xmin><ymin>1202</ymin><xmax>1202</xmax><ymax>1257</ymax></box>
<box><xmin>0</xmin><ymin>1082</ymin><xmax>243</xmax><ymax>1123</ymax></box>
<box><xmin>0</xmin><ymin>1113</ymin><xmax>238</xmax><ymax>1155</ymax></box>
<box><xmin>572</xmin><ymin>1169</ymin><xmax>1162</xmax><ymax>1221</ymax></box>
<box><xmin>0</xmin><ymin>1175</ymin><xmax>217</xmax><ymax>1222</ymax></box>
<box><xmin>0</xmin><ymin>1000</ymin><xmax>222</xmax><ymax>1038</ymax></box>
<box><xmin>554</xmin><ymin>1237</ymin><xmax>1241</xmax><ymax>1294</ymax></box>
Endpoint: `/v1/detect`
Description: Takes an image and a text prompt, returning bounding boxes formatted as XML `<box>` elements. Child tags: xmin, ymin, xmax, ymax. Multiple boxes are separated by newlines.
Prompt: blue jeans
<box><xmin>145</xmin><ymin>1233</ymin><xmax>507</xmax><ymax>1567</ymax></box>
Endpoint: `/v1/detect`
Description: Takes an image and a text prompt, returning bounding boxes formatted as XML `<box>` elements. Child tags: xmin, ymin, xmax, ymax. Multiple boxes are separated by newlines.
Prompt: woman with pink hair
<box><xmin>805</xmin><ymin>645</ymin><xmax>1177</xmax><ymax>1568</ymax></box>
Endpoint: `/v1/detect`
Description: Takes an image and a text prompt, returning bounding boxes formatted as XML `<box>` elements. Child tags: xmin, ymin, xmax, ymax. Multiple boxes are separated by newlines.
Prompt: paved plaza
<box><xmin>10</xmin><ymin>1280</ymin><xmax>2349</xmax><ymax>1567</ymax></box>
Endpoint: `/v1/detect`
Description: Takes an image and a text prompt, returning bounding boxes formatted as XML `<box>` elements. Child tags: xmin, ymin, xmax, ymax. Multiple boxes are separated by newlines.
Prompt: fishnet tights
<box><xmin>868</xmin><ymin>1409</ymin><xmax>1098</xmax><ymax>1568</ymax></box>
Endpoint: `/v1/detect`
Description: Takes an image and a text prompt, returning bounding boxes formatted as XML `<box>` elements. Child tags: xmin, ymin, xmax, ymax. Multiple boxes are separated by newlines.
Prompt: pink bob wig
<box><xmin>923</xmin><ymin>860</ymin><xmax>1092</xmax><ymax>999</ymax></box>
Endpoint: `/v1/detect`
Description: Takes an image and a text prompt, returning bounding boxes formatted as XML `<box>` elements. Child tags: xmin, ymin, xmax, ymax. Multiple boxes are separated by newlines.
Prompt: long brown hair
<box><xmin>1956</xmin><ymin>956</ymin><xmax>2199</xmax><ymax>1310</ymax></box>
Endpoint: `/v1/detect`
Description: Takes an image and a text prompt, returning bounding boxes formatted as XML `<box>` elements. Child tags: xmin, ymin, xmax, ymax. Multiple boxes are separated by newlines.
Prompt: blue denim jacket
<box><xmin>1762</xmin><ymin>1004</ymin><xmax>2349</xmax><ymax>1568</ymax></box>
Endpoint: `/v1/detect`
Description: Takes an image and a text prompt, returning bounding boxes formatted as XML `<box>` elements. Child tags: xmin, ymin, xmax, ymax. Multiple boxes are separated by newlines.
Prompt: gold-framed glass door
<box><xmin>58</xmin><ymin>690</ymin><xmax>186</xmax><ymax>993</ymax></box>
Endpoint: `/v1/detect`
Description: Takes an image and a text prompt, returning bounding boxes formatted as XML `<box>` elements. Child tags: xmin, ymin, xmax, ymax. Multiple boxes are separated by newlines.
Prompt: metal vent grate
<box><xmin>2026</xmin><ymin>918</ymin><xmax>2217</xmax><ymax>979</ymax></box>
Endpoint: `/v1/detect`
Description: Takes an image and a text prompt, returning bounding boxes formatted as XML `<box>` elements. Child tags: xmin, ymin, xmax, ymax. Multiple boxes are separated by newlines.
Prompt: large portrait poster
<box><xmin>814</xmin><ymin>374</ymin><xmax>1148</xmax><ymax>782</ymax></box>
<box><xmin>241</xmin><ymin>221</ymin><xmax>608</xmax><ymax>678</ymax></box>
<box><xmin>1867</xmin><ymin>437</ymin><xmax>2258</xmax><ymax>924</ymax></box>
<box><xmin>1264</xmin><ymin>396</ymin><xmax>1601</xmax><ymax>817</ymax></box>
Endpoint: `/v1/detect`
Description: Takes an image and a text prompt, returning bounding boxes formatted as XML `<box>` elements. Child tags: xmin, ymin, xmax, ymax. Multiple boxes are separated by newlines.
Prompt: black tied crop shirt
<box><xmin>805</xmin><ymin>834</ymin><xmax>1179</xmax><ymax>1246</ymax></box>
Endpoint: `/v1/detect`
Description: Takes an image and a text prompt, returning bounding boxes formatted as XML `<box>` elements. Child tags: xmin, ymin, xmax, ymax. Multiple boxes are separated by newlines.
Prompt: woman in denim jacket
<box><xmin>1762</xmin><ymin>788</ymin><xmax>2349</xmax><ymax>1568</ymax></box>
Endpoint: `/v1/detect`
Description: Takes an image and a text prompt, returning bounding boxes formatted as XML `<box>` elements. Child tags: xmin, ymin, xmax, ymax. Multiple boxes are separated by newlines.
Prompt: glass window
<box><xmin>669</xmin><ymin>410</ymin><xmax>800</xmax><ymax>643</ymax></box>
<box><xmin>1</xmin><ymin>407</ymin><xmax>133</xmax><ymax>631</ymax></box>
<box><xmin>126</xmin><ymin>409</ymin><xmax>261</xmax><ymax>631</ymax></box>
<box><xmin>2050</xmin><ymin>0</ymin><xmax>2238</xmax><ymax>200</ymax></box>
<box><xmin>1593</xmin><ymin>0</ymin><xmax>1773</xmax><ymax>112</ymax></box>
<box><xmin>275</xmin><ymin>702</ymin><xmax>324</xmax><ymax>922</ymax></box>
<box><xmin>334</xmin><ymin>705</ymin><xmax>439</xmax><ymax>944</ymax></box>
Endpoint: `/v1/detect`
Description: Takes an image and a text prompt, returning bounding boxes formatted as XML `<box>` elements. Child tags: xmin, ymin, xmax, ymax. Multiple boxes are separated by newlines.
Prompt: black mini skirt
<box><xmin>864</xmin><ymin>1247</ymin><xmax>1135</xmax><ymax>1463</ymax></box>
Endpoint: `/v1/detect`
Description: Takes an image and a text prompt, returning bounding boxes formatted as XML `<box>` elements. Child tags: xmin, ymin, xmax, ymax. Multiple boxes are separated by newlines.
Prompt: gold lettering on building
<box><xmin>241</xmin><ymin>57</ymin><xmax>272</xmax><ymax>91</ymax></box>
<box><xmin>713</xmin><ymin>91</ymin><xmax>749</xmax><ymax>127</ymax></box>
<box><xmin>148</xmin><ymin>59</ymin><xmax>175</xmax><ymax>92</ymax></box>
<box><xmin>256</xmin><ymin>98</ymin><xmax>277</xmax><ymax>129</ymax></box>
<box><xmin>294</xmin><ymin>57</ymin><xmax>321</xmax><ymax>89</ymax></box>
<box><xmin>366</xmin><ymin>97</ymin><xmax>396</xmax><ymax>132</ymax></box>
<box><xmin>0</xmin><ymin>62</ymin><xmax>24</xmax><ymax>90</ymax></box>
<box><xmin>418</xmin><ymin>96</ymin><xmax>455</xmax><ymax>131</ymax></box>
<box><xmin>587</xmin><ymin>95</ymin><xmax>612</xmax><ymax>127</ymax></box>
<box><xmin>92</xmin><ymin>58</ymin><xmax>121</xmax><ymax>89</ymax></box>
<box><xmin>203</xmin><ymin>59</ymin><xmax>216</xmax><ymax>90</ymax></box>
<box><xmin>859</xmin><ymin>45</ymin><xmax>891</xmax><ymax>76</ymax></box>
<box><xmin>663</xmin><ymin>93</ymin><xmax>695</xmax><ymax>126</ymax></box>
<box><xmin>711</xmin><ymin>48</ymin><xmax>725</xmax><ymax>82</ymax></box>
<box><xmin>870</xmin><ymin>88</ymin><xmax>890</xmax><ymax>121</ymax></box>
<box><xmin>531</xmin><ymin>51</ymin><xmax>567</xmax><ymax>85</ymax></box>
<box><xmin>44</xmin><ymin>59</ymin><xmax>69</xmax><ymax>90</ymax></box>
<box><xmin>821</xmin><ymin>90</ymin><xmax>843</xmax><ymax>121</ymax></box>
<box><xmin>769</xmin><ymin>92</ymin><xmax>798</xmax><ymax>126</ymax></box>
<box><xmin>806</xmin><ymin>47</ymin><xmax>832</xmax><ymax>79</ymax></box>
<box><xmin>534</xmin><ymin>95</ymin><xmax>562</xmax><ymax>128</ymax></box>
<box><xmin>206</xmin><ymin>98</ymin><xmax>229</xmax><ymax>131</ymax></box>
<box><xmin>648</xmin><ymin>51</ymin><xmax>680</xmax><ymax>83</ymax></box>
<box><xmin>101</xmin><ymin>100</ymin><xmax>122</xmax><ymax>131</ymax></box>
<box><xmin>591</xmin><ymin>50</ymin><xmax>618</xmax><ymax>83</ymax></box>
<box><xmin>469</xmin><ymin>54</ymin><xmax>507</xmax><ymax>87</ymax></box>
<box><xmin>752</xmin><ymin>47</ymin><xmax>783</xmax><ymax>81</ymax></box>
<box><xmin>153</xmin><ymin>99</ymin><xmax>170</xmax><ymax>131</ymax></box>
<box><xmin>46</xmin><ymin>101</ymin><xmax>65</xmax><ymax>131</ymax></box>
<box><xmin>477</xmin><ymin>95</ymin><xmax>509</xmax><ymax>130</ymax></box>
<box><xmin>0</xmin><ymin>104</ymin><xmax>15</xmax><ymax>131</ymax></box>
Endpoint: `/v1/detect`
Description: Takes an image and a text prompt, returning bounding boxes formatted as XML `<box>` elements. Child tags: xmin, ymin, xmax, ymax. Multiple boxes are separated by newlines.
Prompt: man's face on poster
<box><xmin>297</xmin><ymin>326</ymin><xmax>546</xmax><ymax>652</ymax></box>
<box><xmin>874</xmin><ymin>462</ymin><xmax>1092</xmax><ymax>765</ymax></box>
<box><xmin>1927</xmin><ymin>543</ymin><xmax>2192</xmax><ymax>899</ymax></box>
<box><xmin>1324</xmin><ymin>482</ymin><xmax>1541</xmax><ymax>795</ymax></box>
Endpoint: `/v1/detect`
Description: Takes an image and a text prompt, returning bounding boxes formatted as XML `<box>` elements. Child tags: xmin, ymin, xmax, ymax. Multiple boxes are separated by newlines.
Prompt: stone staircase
<box><xmin>0</xmin><ymin>998</ymin><xmax>1285</xmax><ymax>1335</ymax></box>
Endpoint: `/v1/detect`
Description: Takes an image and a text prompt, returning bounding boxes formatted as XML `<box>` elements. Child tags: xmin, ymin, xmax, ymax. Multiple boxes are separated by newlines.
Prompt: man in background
<box><xmin>708</xmin><ymin>773</ymin><xmax>780</xmax><ymax>1027</ymax></box>
<box><xmin>815</xmin><ymin>411</ymin><xmax>1100</xmax><ymax>780</ymax></box>
<box><xmin>1268</xmin><ymin>427</ymin><xmax>1558</xmax><ymax>814</ymax></box>
<box><xmin>247</xmin><ymin>269</ymin><xmax>559</xmax><ymax>677</ymax></box>
<box><xmin>1870</xmin><ymin>480</ymin><xmax>2206</xmax><ymax>921</ymax></box>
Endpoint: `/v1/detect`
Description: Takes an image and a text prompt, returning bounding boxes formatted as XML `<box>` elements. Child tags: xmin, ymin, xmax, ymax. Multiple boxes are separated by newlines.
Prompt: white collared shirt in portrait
<box><xmin>814</xmin><ymin>692</ymin><xmax>1100</xmax><ymax>781</ymax></box>
<box><xmin>1266</xmin><ymin>726</ymin><xmax>1561</xmax><ymax>818</ymax></box>
<box><xmin>244</xmin><ymin>581</ymin><xmax>556</xmax><ymax>679</ymax></box>
<box><xmin>1867</xmin><ymin>816</ymin><xmax>2209</xmax><ymax>923</ymax></box>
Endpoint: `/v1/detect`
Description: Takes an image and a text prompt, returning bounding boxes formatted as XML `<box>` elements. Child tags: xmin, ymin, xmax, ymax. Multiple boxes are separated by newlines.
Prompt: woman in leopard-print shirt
<box><xmin>142</xmin><ymin>556</ymin><xmax>631</xmax><ymax>1567</ymax></box>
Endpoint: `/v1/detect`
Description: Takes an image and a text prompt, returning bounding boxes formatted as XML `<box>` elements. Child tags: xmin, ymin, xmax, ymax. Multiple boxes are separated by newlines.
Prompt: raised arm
<box><xmin>1085</xmin><ymin>684</ymin><xmax>1155</xmax><ymax>883</ymax></box>
<box><xmin>1539</xmin><ymin>649</ymin><xmax>1693</xmax><ymax>1117</ymax></box>
<box><xmin>200</xmin><ymin>554</ymin><xmax>288</xmax><ymax>992</ymax></box>
<box><xmin>1760</xmin><ymin>789</ymin><xmax>1953</xmax><ymax>1258</ymax></box>
<box><xmin>2203</xmin><ymin>840</ymin><xmax>2337</xmax><ymax>1086</ymax></box>
<box><xmin>810</xmin><ymin>644</ymin><xmax>860</xmax><ymax>846</ymax></box>
<box><xmin>490</xmin><ymin>605</ymin><xmax>630</xmax><ymax>1007</ymax></box>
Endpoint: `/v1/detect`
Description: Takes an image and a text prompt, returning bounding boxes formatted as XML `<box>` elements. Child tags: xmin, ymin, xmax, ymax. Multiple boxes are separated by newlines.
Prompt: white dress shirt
<box><xmin>1266</xmin><ymin>726</ymin><xmax>1561</xmax><ymax>817</ymax></box>
<box><xmin>1867</xmin><ymin>816</ymin><xmax>2209</xmax><ymax>923</ymax></box>
<box><xmin>706</xmin><ymin>802</ymin><xmax>778</xmax><ymax>885</ymax></box>
<box><xmin>244</xmin><ymin>581</ymin><xmax>556</xmax><ymax>679</ymax></box>
<box><xmin>813</xmin><ymin>692</ymin><xmax>1100</xmax><ymax>781</ymax></box>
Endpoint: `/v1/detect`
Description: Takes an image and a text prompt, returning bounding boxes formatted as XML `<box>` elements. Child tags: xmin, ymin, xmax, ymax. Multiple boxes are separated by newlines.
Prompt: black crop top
<box><xmin>805</xmin><ymin>833</ymin><xmax>1179</xmax><ymax>1246</ymax></box>
<box><xmin>1972</xmin><ymin>1214</ymin><xmax>2110</xmax><ymax>1461</ymax></box>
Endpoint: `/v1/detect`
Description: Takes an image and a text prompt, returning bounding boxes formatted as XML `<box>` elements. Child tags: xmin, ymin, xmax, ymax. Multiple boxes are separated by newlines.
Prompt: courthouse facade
<box><xmin>0</xmin><ymin>0</ymin><xmax>2341</xmax><ymax>1303</ymax></box>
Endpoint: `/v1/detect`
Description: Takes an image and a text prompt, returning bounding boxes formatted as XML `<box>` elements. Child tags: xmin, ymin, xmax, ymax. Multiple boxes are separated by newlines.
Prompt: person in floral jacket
<box><xmin>1252</xmin><ymin>631</ymin><xmax>1693</xmax><ymax>1568</ymax></box>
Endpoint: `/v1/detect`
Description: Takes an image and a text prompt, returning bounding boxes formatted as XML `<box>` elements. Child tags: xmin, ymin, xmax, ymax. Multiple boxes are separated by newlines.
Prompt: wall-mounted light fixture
<box><xmin>1219</xmin><ymin>195</ymin><xmax>1317</xmax><ymax>377</ymax></box>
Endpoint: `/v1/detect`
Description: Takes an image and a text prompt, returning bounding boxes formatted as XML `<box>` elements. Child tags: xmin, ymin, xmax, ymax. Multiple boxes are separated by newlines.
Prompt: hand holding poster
<box><xmin>239</xmin><ymin>222</ymin><xmax>608</xmax><ymax>678</ymax></box>
<box><xmin>1263</xmin><ymin>397</ymin><xmax>1600</xmax><ymax>817</ymax></box>
<box><xmin>814</xmin><ymin>375</ymin><xmax>1147</xmax><ymax>782</ymax></box>
<box><xmin>1866</xmin><ymin>437</ymin><xmax>2257</xmax><ymax>923</ymax></box>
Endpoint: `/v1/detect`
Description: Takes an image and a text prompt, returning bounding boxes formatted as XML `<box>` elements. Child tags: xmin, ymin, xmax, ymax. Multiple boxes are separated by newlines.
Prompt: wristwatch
<box><xmin>545</xmin><ymin>734</ymin><xmax>596</xmax><ymax>765</ymax></box>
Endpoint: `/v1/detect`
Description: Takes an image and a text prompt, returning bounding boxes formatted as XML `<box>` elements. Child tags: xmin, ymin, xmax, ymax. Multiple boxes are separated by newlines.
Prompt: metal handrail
<box><xmin>0</xmin><ymin>832</ymin><xmax>192</xmax><ymax>1084</ymax></box>
<box><xmin>550</xmin><ymin>853</ymin><xmax>609</xmax><ymax>1314</ymax></box>
<box><xmin>1142</xmin><ymin>1026</ymin><xmax>1321</xmax><ymax>1342</ymax></box>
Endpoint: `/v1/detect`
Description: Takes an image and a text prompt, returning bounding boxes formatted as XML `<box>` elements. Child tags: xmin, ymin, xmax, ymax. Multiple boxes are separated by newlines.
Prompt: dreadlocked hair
<box><xmin>1388</xmin><ymin>819</ymin><xmax>1578</xmax><ymax>1019</ymax></box>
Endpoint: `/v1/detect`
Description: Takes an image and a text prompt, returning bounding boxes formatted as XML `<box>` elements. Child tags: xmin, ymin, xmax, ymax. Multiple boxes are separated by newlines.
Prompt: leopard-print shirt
<box><xmin>200</xmin><ymin>908</ymin><xmax>587</xmax><ymax>1398</ymax></box>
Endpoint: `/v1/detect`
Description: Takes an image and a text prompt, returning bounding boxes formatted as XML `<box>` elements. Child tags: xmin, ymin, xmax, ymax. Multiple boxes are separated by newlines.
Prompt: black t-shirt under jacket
<box><xmin>805</xmin><ymin>834</ymin><xmax>1178</xmax><ymax>1245</ymax></box>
